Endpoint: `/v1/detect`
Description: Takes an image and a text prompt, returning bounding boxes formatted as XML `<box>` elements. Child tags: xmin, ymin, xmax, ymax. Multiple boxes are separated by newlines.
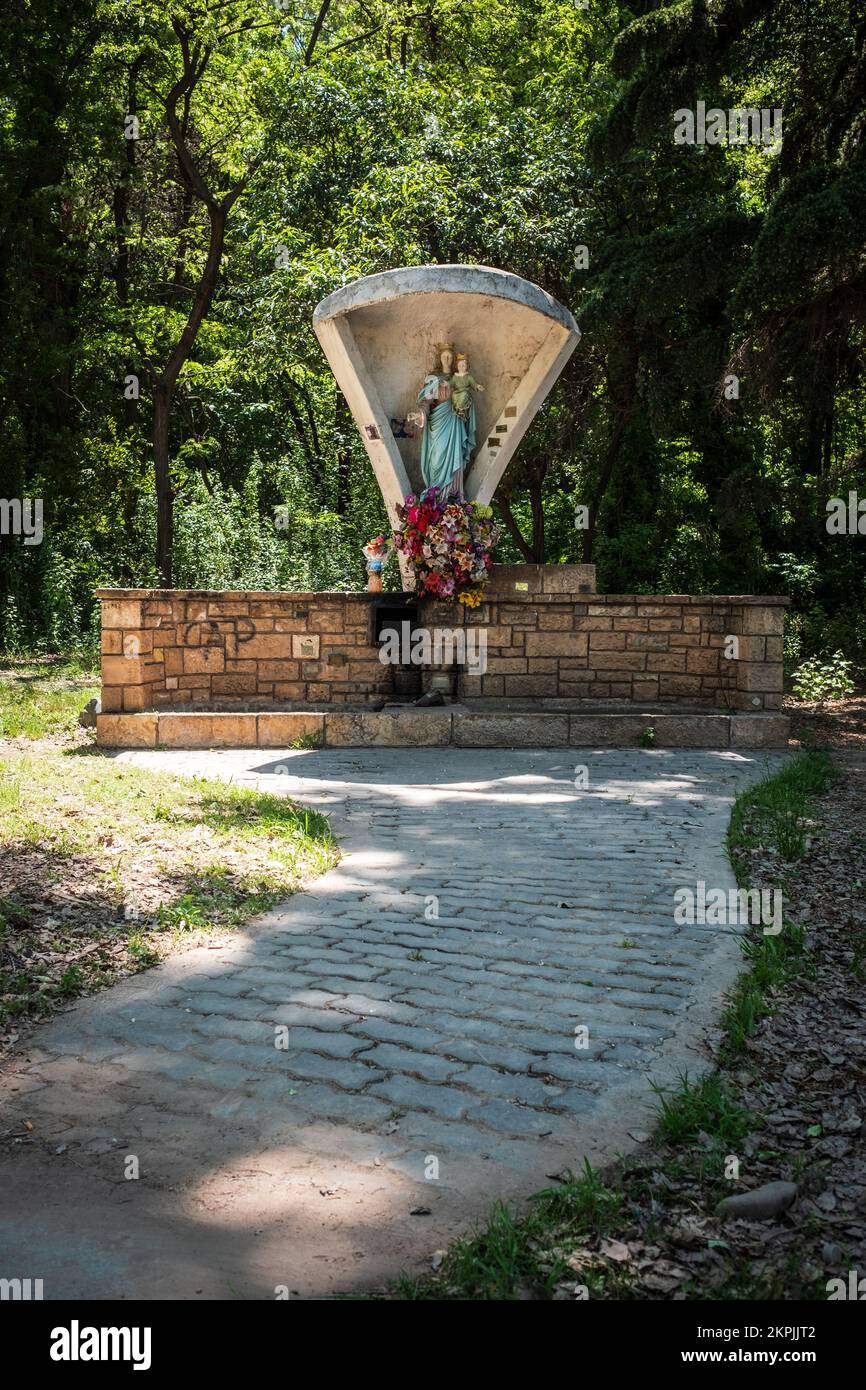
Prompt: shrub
<box><xmin>791</xmin><ymin>650</ymin><xmax>855</xmax><ymax>702</ymax></box>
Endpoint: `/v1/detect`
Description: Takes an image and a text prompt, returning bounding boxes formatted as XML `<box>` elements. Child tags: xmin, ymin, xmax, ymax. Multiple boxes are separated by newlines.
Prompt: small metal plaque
<box><xmin>292</xmin><ymin>634</ymin><xmax>320</xmax><ymax>659</ymax></box>
<box><xmin>514</xmin><ymin>582</ymin><xmax>530</xmax><ymax>592</ymax></box>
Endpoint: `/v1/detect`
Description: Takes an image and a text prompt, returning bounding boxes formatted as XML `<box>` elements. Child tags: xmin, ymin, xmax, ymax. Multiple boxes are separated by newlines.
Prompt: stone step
<box><xmin>96</xmin><ymin>708</ymin><xmax>789</xmax><ymax>750</ymax></box>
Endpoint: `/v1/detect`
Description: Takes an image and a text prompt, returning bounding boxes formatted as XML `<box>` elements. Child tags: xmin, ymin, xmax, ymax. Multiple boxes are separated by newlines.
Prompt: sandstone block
<box><xmin>632</xmin><ymin>679</ymin><xmax>660</xmax><ymax>699</ymax></box>
<box><xmin>96</xmin><ymin>713</ymin><xmax>157</xmax><ymax>748</ymax></box>
<box><xmin>686</xmin><ymin>648</ymin><xmax>722</xmax><ymax>674</ymax></box>
<box><xmin>326</xmin><ymin>712</ymin><xmax>451</xmax><ymax>746</ymax></box>
<box><xmin>659</xmin><ymin>675</ymin><xmax>702</xmax><ymax>696</ymax></box>
<box><xmin>737</xmin><ymin>661</ymin><xmax>784</xmax><ymax>694</ymax></box>
<box><xmin>541</xmin><ymin>565</ymin><xmax>597</xmax><ymax>594</ymax></box>
<box><xmin>455</xmin><ymin>714</ymin><xmax>568</xmax><ymax>747</ymax></box>
<box><xmin>504</xmin><ymin>675</ymin><xmax>558</xmax><ymax>696</ymax></box>
<box><xmin>225</xmin><ymin>633</ymin><xmax>291</xmax><ymax>660</ymax></box>
<box><xmin>183</xmin><ymin>646</ymin><xmax>225</xmax><ymax>674</ymax></box>
<box><xmin>272</xmin><ymin>682</ymin><xmax>307</xmax><ymax>700</ymax></box>
<box><xmin>101</xmin><ymin>599</ymin><xmax>142</xmax><ymax>628</ymax></box>
<box><xmin>741</xmin><ymin>605</ymin><xmax>785</xmax><ymax>635</ymax></box>
<box><xmin>498</xmin><ymin>606</ymin><xmax>538</xmax><ymax>626</ymax></box>
<box><xmin>652</xmin><ymin>715</ymin><xmax>729</xmax><ymax>747</ymax></box>
<box><xmin>207</xmin><ymin>601</ymin><xmax>251</xmax><ymax>617</ymax></box>
<box><xmin>212</xmin><ymin>673</ymin><xmax>258</xmax><ymax>696</ymax></box>
<box><xmin>569</xmin><ymin>716</ymin><xmax>648</xmax><ymax>746</ymax></box>
<box><xmin>574</xmin><ymin>616</ymin><xmax>612</xmax><ymax>631</ymax></box>
<box><xmin>730</xmin><ymin>714</ymin><xmax>790</xmax><ymax>748</ymax></box>
<box><xmin>594</xmin><ymin>651</ymin><xmax>646</xmax><ymax>670</ymax></box>
<box><xmin>524</xmin><ymin>632</ymin><xmax>588</xmax><ymax>657</ymax></box>
<box><xmin>588</xmin><ymin>632</ymin><xmax>626</xmax><ymax>651</ymax></box>
<box><xmin>646</xmin><ymin>652</ymin><xmax>686</xmax><ymax>673</ymax></box>
<box><xmin>123</xmin><ymin>684</ymin><xmax>154</xmax><ymax>712</ymax></box>
<box><xmin>485</xmin><ymin>657</ymin><xmax>528</xmax><ymax>674</ymax></box>
<box><xmin>102</xmin><ymin>654</ymin><xmax>150</xmax><ymax>685</ymax></box>
<box><xmin>257</xmin><ymin>713</ymin><xmax>325</xmax><ymax>745</ymax></box>
<box><xmin>256</xmin><ymin>660</ymin><xmax>300</xmax><ymax>681</ymax></box>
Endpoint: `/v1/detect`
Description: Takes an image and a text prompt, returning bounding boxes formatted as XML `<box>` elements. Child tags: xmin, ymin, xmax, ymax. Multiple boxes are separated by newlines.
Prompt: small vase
<box><xmin>366</xmin><ymin>559</ymin><xmax>384</xmax><ymax>592</ymax></box>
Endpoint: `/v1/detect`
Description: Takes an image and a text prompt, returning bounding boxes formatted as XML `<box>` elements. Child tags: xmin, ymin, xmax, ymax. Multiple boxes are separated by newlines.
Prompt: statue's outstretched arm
<box><xmin>409</xmin><ymin>375</ymin><xmax>439</xmax><ymax>429</ymax></box>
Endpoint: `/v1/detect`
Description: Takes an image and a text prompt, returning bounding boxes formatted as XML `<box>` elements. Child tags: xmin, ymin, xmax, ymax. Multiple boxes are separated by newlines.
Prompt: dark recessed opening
<box><xmin>372</xmin><ymin>596</ymin><xmax>421</xmax><ymax>700</ymax></box>
<box><xmin>372</xmin><ymin>596</ymin><xmax>419</xmax><ymax>643</ymax></box>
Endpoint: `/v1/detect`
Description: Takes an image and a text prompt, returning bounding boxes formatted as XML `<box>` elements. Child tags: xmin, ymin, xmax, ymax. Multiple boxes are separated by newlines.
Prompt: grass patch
<box><xmin>727</xmin><ymin>750</ymin><xmax>835</xmax><ymax>862</ymax></box>
<box><xmin>651</xmin><ymin>1071</ymin><xmax>755</xmax><ymax>1188</ymax></box>
<box><xmin>0</xmin><ymin>743</ymin><xmax>338</xmax><ymax>1033</ymax></box>
<box><xmin>722</xmin><ymin>750</ymin><xmax>834</xmax><ymax>1058</ymax></box>
<box><xmin>0</xmin><ymin>658</ymin><xmax>99</xmax><ymax>739</ymax></box>
<box><xmin>394</xmin><ymin>1160</ymin><xmax>626</xmax><ymax>1301</ymax></box>
<box><xmin>289</xmin><ymin>731</ymin><xmax>324</xmax><ymax>750</ymax></box>
<box><xmin>720</xmin><ymin>924</ymin><xmax>809</xmax><ymax>1060</ymax></box>
<box><xmin>653</xmin><ymin>1071</ymin><xmax>752</xmax><ymax>1152</ymax></box>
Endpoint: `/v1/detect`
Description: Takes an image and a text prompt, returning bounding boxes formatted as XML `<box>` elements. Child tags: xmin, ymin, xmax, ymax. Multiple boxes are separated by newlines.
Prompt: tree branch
<box><xmin>497</xmin><ymin>493</ymin><xmax>535</xmax><ymax>564</ymax></box>
<box><xmin>305</xmin><ymin>0</ymin><xmax>333</xmax><ymax>64</ymax></box>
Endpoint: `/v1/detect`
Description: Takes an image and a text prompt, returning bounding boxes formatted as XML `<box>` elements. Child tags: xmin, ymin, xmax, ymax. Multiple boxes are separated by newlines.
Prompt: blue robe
<box><xmin>417</xmin><ymin>373</ymin><xmax>476</xmax><ymax>493</ymax></box>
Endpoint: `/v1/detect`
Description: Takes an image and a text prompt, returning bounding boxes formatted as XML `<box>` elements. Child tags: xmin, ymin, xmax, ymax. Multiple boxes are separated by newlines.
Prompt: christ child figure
<box><xmin>449</xmin><ymin>353</ymin><xmax>485</xmax><ymax>421</ymax></box>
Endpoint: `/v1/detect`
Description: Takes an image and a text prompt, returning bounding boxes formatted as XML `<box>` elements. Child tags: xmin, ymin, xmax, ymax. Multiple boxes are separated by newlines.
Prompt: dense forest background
<box><xmin>1</xmin><ymin>0</ymin><xmax>864</xmax><ymax>671</ymax></box>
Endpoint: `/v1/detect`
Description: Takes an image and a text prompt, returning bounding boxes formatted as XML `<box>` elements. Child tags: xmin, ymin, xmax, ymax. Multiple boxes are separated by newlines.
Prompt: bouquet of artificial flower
<box><xmin>392</xmin><ymin>487</ymin><xmax>499</xmax><ymax>604</ymax></box>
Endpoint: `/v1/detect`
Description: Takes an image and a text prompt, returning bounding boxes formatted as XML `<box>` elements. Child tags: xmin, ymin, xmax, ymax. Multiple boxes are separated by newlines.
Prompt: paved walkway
<box><xmin>0</xmin><ymin>747</ymin><xmax>783</xmax><ymax>1298</ymax></box>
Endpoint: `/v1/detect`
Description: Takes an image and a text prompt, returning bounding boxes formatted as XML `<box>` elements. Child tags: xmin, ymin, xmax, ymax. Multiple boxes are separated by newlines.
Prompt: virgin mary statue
<box><xmin>408</xmin><ymin>342</ymin><xmax>477</xmax><ymax>495</ymax></box>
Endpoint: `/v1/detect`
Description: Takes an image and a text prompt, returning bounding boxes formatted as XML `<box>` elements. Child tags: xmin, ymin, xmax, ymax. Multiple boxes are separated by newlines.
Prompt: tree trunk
<box><xmin>152</xmin><ymin>203</ymin><xmax>227</xmax><ymax>586</ymax></box>
<box><xmin>154</xmin><ymin>382</ymin><xmax>173</xmax><ymax>587</ymax></box>
<box><xmin>497</xmin><ymin>495</ymin><xmax>535</xmax><ymax>563</ymax></box>
<box><xmin>528</xmin><ymin>471</ymin><xmax>545</xmax><ymax>561</ymax></box>
<box><xmin>581</xmin><ymin>413</ymin><xmax>626</xmax><ymax>563</ymax></box>
<box><xmin>581</xmin><ymin>340</ymin><xmax>638</xmax><ymax>562</ymax></box>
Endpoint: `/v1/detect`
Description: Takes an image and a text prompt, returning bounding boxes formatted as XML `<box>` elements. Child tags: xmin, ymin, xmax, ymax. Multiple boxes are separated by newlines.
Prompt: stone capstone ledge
<box><xmin>97</xmin><ymin>708</ymin><xmax>790</xmax><ymax>750</ymax></box>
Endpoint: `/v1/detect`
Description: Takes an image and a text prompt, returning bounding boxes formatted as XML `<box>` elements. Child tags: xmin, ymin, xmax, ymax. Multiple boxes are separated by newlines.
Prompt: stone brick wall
<box><xmin>419</xmin><ymin>593</ymin><xmax>788</xmax><ymax>711</ymax></box>
<box><xmin>98</xmin><ymin>590</ymin><xmax>394</xmax><ymax>713</ymax></box>
<box><xmin>98</xmin><ymin>581</ymin><xmax>788</xmax><ymax>714</ymax></box>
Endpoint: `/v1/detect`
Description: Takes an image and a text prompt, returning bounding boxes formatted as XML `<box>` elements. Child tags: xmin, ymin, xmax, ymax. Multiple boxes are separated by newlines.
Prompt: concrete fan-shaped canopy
<box><xmin>313</xmin><ymin>264</ymin><xmax>580</xmax><ymax>520</ymax></box>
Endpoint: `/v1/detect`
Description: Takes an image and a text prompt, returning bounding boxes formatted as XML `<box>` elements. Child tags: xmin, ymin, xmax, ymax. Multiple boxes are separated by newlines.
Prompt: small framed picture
<box><xmin>364</xmin><ymin>424</ymin><xmax>380</xmax><ymax>441</ymax></box>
